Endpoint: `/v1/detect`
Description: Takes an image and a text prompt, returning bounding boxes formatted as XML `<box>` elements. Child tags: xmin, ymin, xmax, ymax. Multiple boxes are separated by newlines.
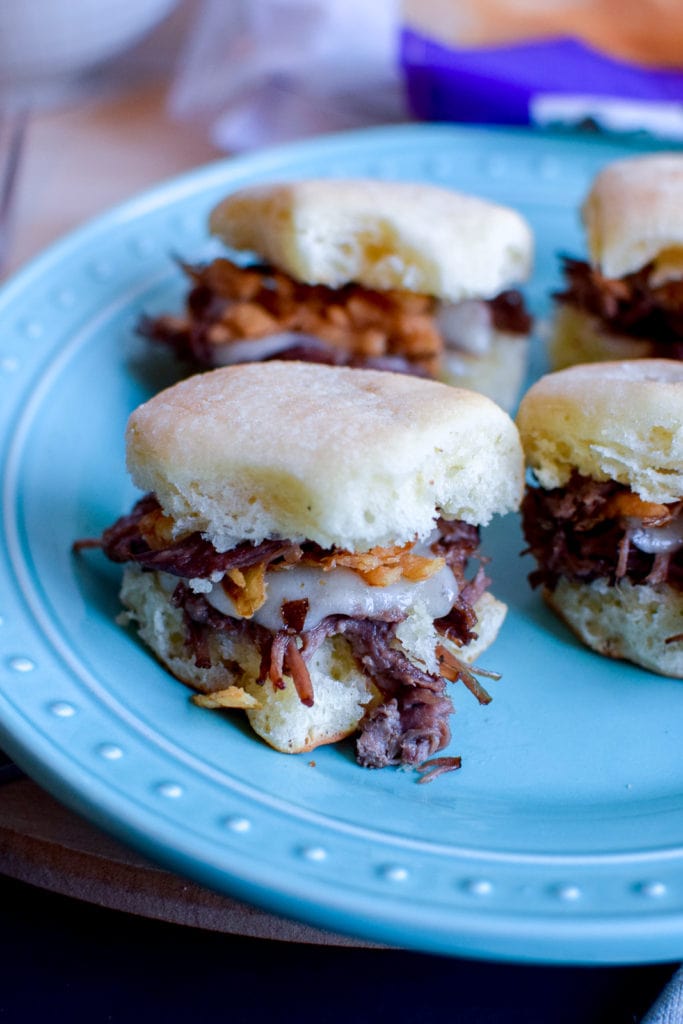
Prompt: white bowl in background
<box><xmin>0</xmin><ymin>0</ymin><xmax>178</xmax><ymax>93</ymax></box>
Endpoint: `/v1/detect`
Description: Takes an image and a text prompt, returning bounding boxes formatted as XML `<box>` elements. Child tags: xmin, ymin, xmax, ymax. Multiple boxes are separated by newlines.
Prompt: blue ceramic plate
<box><xmin>2</xmin><ymin>124</ymin><xmax>682</xmax><ymax>965</ymax></box>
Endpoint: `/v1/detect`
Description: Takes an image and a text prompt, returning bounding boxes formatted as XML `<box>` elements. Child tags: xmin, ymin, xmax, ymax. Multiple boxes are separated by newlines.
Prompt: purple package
<box><xmin>401</xmin><ymin>25</ymin><xmax>683</xmax><ymax>140</ymax></box>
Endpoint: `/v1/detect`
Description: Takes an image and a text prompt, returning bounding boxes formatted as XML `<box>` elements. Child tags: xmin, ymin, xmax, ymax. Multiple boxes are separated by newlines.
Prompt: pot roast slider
<box><xmin>517</xmin><ymin>359</ymin><xmax>683</xmax><ymax>677</ymax></box>
<box><xmin>141</xmin><ymin>178</ymin><xmax>534</xmax><ymax>411</ymax></box>
<box><xmin>551</xmin><ymin>153</ymin><xmax>683</xmax><ymax>369</ymax></box>
<box><xmin>81</xmin><ymin>361</ymin><xmax>524</xmax><ymax>772</ymax></box>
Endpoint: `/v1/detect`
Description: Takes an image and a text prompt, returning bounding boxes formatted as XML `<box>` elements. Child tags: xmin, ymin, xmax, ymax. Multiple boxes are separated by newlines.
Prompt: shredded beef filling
<box><xmin>487</xmin><ymin>289</ymin><xmax>533</xmax><ymax>335</ymax></box>
<box><xmin>555</xmin><ymin>257</ymin><xmax>683</xmax><ymax>357</ymax></box>
<box><xmin>338</xmin><ymin>619</ymin><xmax>454</xmax><ymax>768</ymax></box>
<box><xmin>521</xmin><ymin>471</ymin><xmax>683</xmax><ymax>591</ymax></box>
<box><xmin>93</xmin><ymin>495</ymin><xmax>491</xmax><ymax>769</ymax></box>
<box><xmin>139</xmin><ymin>257</ymin><xmax>530</xmax><ymax>374</ymax></box>
<box><xmin>98</xmin><ymin>493</ymin><xmax>301</xmax><ymax>577</ymax></box>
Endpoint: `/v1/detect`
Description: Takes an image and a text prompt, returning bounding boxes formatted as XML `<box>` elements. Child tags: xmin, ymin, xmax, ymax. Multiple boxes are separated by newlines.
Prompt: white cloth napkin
<box><xmin>167</xmin><ymin>0</ymin><xmax>406</xmax><ymax>150</ymax></box>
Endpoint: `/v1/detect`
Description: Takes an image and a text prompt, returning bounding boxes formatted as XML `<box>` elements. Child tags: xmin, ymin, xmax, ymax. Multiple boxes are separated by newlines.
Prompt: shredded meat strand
<box><xmin>267</xmin><ymin>631</ymin><xmax>289</xmax><ymax>690</ymax></box>
<box><xmin>416</xmin><ymin>756</ymin><xmax>463</xmax><ymax>784</ymax></box>
<box><xmin>284</xmin><ymin>638</ymin><xmax>315</xmax><ymax>707</ymax></box>
<box><xmin>435</xmin><ymin>644</ymin><xmax>492</xmax><ymax>705</ymax></box>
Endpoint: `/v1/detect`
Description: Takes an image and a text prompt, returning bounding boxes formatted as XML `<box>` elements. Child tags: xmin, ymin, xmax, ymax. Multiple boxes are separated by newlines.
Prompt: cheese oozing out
<box><xmin>630</xmin><ymin>516</ymin><xmax>683</xmax><ymax>555</ymax></box>
<box><xmin>162</xmin><ymin>534</ymin><xmax>460</xmax><ymax>633</ymax></box>
<box><xmin>211</xmin><ymin>333</ymin><xmax>329</xmax><ymax>366</ymax></box>
<box><xmin>435</xmin><ymin>300</ymin><xmax>493</xmax><ymax>355</ymax></box>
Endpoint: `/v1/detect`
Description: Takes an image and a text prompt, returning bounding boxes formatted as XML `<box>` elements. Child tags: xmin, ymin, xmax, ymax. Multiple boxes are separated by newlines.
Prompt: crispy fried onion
<box><xmin>191</xmin><ymin>686</ymin><xmax>262</xmax><ymax>710</ymax></box>
<box><xmin>212</xmin><ymin>540</ymin><xmax>444</xmax><ymax>616</ymax></box>
<box><xmin>138</xmin><ymin>506</ymin><xmax>176</xmax><ymax>547</ymax></box>
<box><xmin>136</xmin><ymin>502</ymin><xmax>444</xmax><ymax>607</ymax></box>
<box><xmin>142</xmin><ymin>256</ymin><xmax>444</xmax><ymax>375</ymax></box>
<box><xmin>602</xmin><ymin>492</ymin><xmax>672</xmax><ymax>525</ymax></box>
<box><xmin>140</xmin><ymin>257</ymin><xmax>530</xmax><ymax>375</ymax></box>
<box><xmin>221</xmin><ymin>564</ymin><xmax>267</xmax><ymax>618</ymax></box>
<box><xmin>310</xmin><ymin>542</ymin><xmax>445</xmax><ymax>587</ymax></box>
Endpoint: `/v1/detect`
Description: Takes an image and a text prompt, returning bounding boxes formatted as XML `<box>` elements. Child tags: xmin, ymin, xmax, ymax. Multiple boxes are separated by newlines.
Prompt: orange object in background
<box><xmin>403</xmin><ymin>0</ymin><xmax>683</xmax><ymax>68</ymax></box>
<box><xmin>401</xmin><ymin>0</ymin><xmax>683</xmax><ymax>136</ymax></box>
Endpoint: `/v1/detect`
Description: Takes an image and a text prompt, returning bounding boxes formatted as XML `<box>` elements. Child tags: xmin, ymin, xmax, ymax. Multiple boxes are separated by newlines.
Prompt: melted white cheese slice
<box><xmin>435</xmin><ymin>300</ymin><xmax>493</xmax><ymax>355</ymax></box>
<box><xmin>211</xmin><ymin>332</ymin><xmax>327</xmax><ymax>366</ymax></box>
<box><xmin>174</xmin><ymin>535</ymin><xmax>458</xmax><ymax>632</ymax></box>
<box><xmin>630</xmin><ymin>518</ymin><xmax>683</xmax><ymax>555</ymax></box>
<box><xmin>203</xmin><ymin>560</ymin><xmax>458</xmax><ymax>632</ymax></box>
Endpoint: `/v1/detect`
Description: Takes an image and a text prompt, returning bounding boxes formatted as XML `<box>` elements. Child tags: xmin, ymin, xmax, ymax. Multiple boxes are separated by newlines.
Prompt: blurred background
<box><xmin>4</xmin><ymin>0</ymin><xmax>683</xmax><ymax>274</ymax></box>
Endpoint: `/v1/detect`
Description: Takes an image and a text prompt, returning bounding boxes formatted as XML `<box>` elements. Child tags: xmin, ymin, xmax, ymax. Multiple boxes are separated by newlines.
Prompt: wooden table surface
<box><xmin>7</xmin><ymin>82</ymin><xmax>219</xmax><ymax>275</ymax></box>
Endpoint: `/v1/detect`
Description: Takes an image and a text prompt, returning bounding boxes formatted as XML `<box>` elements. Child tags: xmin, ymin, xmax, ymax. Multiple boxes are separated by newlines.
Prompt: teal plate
<box><xmin>2</xmin><ymin>123</ymin><xmax>682</xmax><ymax>965</ymax></box>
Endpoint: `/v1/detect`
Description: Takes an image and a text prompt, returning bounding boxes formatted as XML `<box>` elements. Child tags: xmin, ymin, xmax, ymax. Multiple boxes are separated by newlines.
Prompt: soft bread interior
<box><xmin>545</xmin><ymin>577</ymin><xmax>683</xmax><ymax>678</ymax></box>
<box><xmin>119</xmin><ymin>566</ymin><xmax>507</xmax><ymax>755</ymax></box>
<box><xmin>548</xmin><ymin>304</ymin><xmax>654</xmax><ymax>371</ymax></box>
<box><xmin>515</xmin><ymin>359</ymin><xmax>683</xmax><ymax>504</ymax></box>
<box><xmin>126</xmin><ymin>362</ymin><xmax>524</xmax><ymax>552</ymax></box>
<box><xmin>209</xmin><ymin>179</ymin><xmax>533</xmax><ymax>302</ymax></box>
<box><xmin>582</xmin><ymin>153</ymin><xmax>683</xmax><ymax>281</ymax></box>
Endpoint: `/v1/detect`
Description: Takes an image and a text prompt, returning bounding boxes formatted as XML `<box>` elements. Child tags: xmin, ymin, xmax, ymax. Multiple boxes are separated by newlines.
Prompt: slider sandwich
<box><xmin>551</xmin><ymin>153</ymin><xmax>683</xmax><ymax>370</ymax></box>
<box><xmin>517</xmin><ymin>359</ymin><xmax>683</xmax><ymax>677</ymax></box>
<box><xmin>86</xmin><ymin>362</ymin><xmax>524</xmax><ymax>771</ymax></box>
<box><xmin>141</xmin><ymin>178</ymin><xmax>534</xmax><ymax>411</ymax></box>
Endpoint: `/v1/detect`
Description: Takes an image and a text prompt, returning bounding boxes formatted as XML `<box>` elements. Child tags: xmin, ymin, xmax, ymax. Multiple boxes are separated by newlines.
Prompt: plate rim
<box><xmin>2</xmin><ymin>121</ymin><xmax>682</xmax><ymax>966</ymax></box>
